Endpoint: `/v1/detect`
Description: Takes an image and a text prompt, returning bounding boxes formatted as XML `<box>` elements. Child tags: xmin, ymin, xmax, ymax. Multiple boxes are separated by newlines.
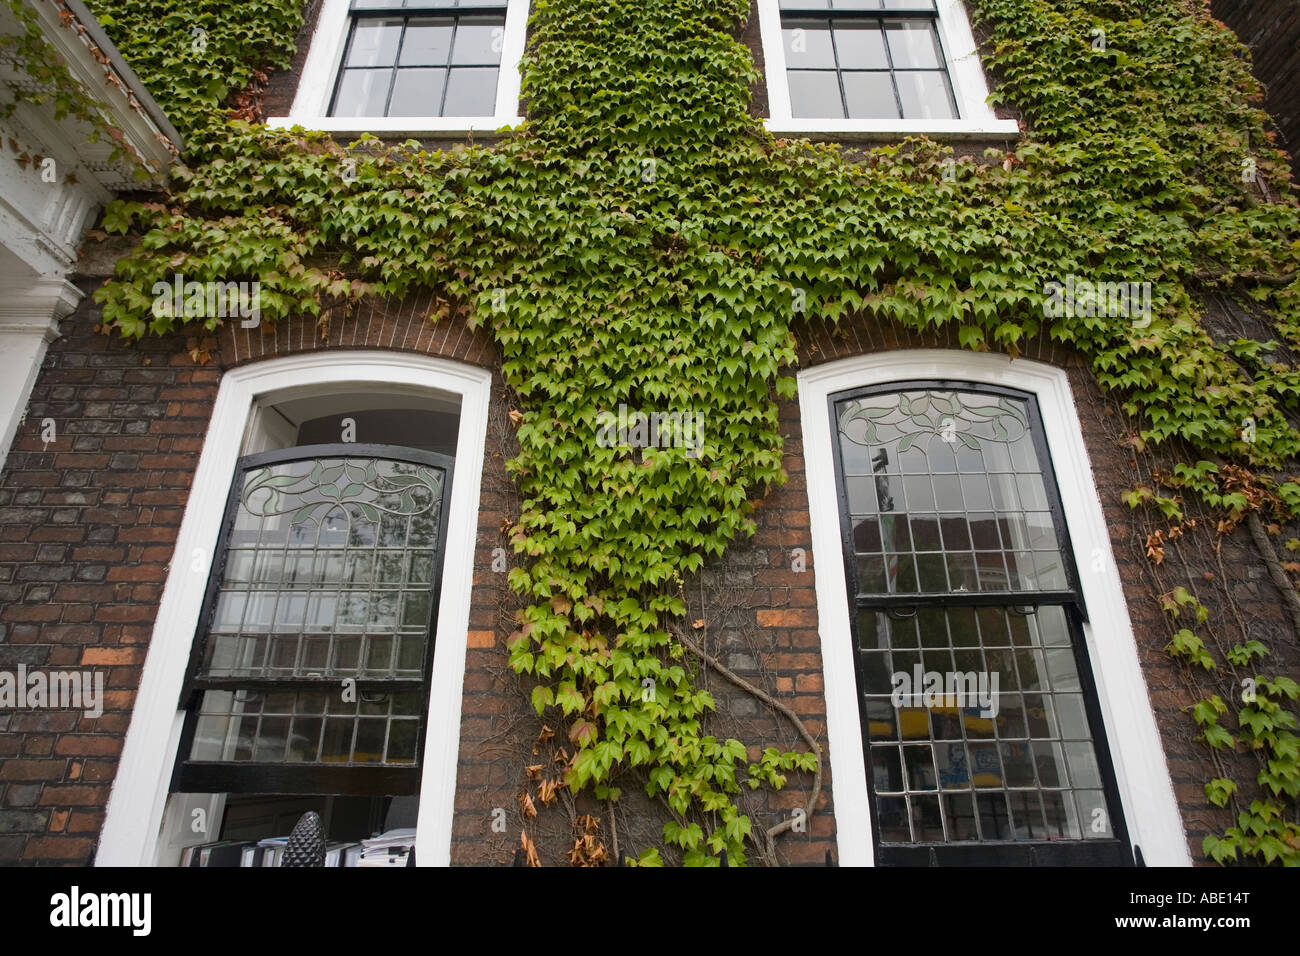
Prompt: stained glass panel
<box><xmin>187</xmin><ymin>454</ymin><xmax>446</xmax><ymax>771</ymax></box>
<box><xmin>838</xmin><ymin>389</ymin><xmax>1070</xmax><ymax>597</ymax></box>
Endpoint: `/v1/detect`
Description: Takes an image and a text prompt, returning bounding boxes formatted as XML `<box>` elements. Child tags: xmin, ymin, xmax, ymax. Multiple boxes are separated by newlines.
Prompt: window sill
<box><xmin>265</xmin><ymin>116</ymin><xmax>526</xmax><ymax>138</ymax></box>
<box><xmin>763</xmin><ymin>117</ymin><xmax>1021</xmax><ymax>141</ymax></box>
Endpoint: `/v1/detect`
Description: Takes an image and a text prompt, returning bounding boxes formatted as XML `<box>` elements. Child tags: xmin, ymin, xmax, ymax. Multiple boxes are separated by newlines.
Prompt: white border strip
<box><xmin>756</xmin><ymin>0</ymin><xmax>1019</xmax><ymax>138</ymax></box>
<box><xmin>797</xmin><ymin>350</ymin><xmax>1189</xmax><ymax>866</ymax></box>
<box><xmin>270</xmin><ymin>0</ymin><xmax>530</xmax><ymax>136</ymax></box>
<box><xmin>97</xmin><ymin>351</ymin><xmax>492</xmax><ymax>867</ymax></box>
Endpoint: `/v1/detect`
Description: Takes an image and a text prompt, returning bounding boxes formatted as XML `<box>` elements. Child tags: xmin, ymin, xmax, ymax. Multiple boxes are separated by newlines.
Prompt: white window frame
<box><xmin>96</xmin><ymin>351</ymin><xmax>492</xmax><ymax>867</ymax></box>
<box><xmin>798</xmin><ymin>350</ymin><xmax>1191</xmax><ymax>866</ymax></box>
<box><xmin>756</xmin><ymin>0</ymin><xmax>1020</xmax><ymax>139</ymax></box>
<box><xmin>267</xmin><ymin>0</ymin><xmax>530</xmax><ymax>137</ymax></box>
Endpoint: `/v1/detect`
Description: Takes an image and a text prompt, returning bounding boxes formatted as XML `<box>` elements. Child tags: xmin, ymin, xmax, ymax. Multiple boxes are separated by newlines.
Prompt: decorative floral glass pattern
<box><xmin>837</xmin><ymin>389</ymin><xmax>1070</xmax><ymax>598</ymax></box>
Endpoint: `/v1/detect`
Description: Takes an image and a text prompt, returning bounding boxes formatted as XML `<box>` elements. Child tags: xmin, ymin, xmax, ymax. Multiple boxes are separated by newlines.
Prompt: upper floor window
<box><xmin>780</xmin><ymin>2</ymin><xmax>956</xmax><ymax>121</ymax></box>
<box><xmin>756</xmin><ymin>0</ymin><xmax>1020</xmax><ymax>136</ymax></box>
<box><xmin>330</xmin><ymin>0</ymin><xmax>507</xmax><ymax>119</ymax></box>
<box><xmin>268</xmin><ymin>0</ymin><xmax>529</xmax><ymax>135</ymax></box>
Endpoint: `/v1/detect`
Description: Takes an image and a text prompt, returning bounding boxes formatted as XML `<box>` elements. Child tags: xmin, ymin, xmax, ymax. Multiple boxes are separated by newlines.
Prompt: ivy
<box><xmin>86</xmin><ymin>0</ymin><xmax>303</xmax><ymax>147</ymax></box>
<box><xmin>77</xmin><ymin>0</ymin><xmax>1300</xmax><ymax>863</ymax></box>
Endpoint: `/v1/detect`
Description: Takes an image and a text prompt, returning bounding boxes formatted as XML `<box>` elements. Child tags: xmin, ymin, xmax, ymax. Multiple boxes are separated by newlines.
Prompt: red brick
<box><xmin>756</xmin><ymin>608</ymin><xmax>817</xmax><ymax>628</ymax></box>
<box><xmin>22</xmin><ymin>836</ymin><xmax>92</xmax><ymax>860</ymax></box>
<box><xmin>37</xmin><ymin>785</ymin><xmax>107</xmax><ymax>807</ymax></box>
<box><xmin>80</xmin><ymin>647</ymin><xmax>144</xmax><ymax>666</ymax></box>
<box><xmin>0</xmin><ymin>759</ymin><xmax>67</xmax><ymax>781</ymax></box>
<box><xmin>92</xmin><ymin>606</ymin><xmax>156</xmax><ymax>624</ymax></box>
<box><xmin>54</xmin><ymin>736</ymin><xmax>123</xmax><ymax>757</ymax></box>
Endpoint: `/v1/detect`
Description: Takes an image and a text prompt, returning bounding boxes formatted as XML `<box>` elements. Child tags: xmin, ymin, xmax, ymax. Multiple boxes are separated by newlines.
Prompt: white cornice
<box><xmin>0</xmin><ymin>275</ymin><xmax>83</xmax><ymax>334</ymax></box>
<box><xmin>3</xmin><ymin>0</ymin><xmax>181</xmax><ymax>189</ymax></box>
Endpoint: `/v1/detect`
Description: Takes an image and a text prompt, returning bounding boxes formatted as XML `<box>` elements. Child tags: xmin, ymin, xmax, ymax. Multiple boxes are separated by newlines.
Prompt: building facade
<box><xmin>1</xmin><ymin>0</ymin><xmax>1297</xmax><ymax>867</ymax></box>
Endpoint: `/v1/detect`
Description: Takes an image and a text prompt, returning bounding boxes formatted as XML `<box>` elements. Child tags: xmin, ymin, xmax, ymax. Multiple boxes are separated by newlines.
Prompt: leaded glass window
<box><xmin>329</xmin><ymin>0</ymin><xmax>507</xmax><ymax>118</ymax></box>
<box><xmin>778</xmin><ymin>0</ymin><xmax>958</xmax><ymax>120</ymax></box>
<box><xmin>831</xmin><ymin>383</ymin><xmax>1132</xmax><ymax>866</ymax></box>
<box><xmin>172</xmin><ymin>444</ymin><xmax>453</xmax><ymax>796</ymax></box>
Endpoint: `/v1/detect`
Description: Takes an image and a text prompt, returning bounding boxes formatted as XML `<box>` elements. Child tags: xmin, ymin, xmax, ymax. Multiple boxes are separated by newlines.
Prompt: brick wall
<box><xmin>0</xmin><ymin>272</ymin><xmax>516</xmax><ymax>864</ymax></box>
<box><xmin>3</xmin><ymin>276</ymin><xmax>1293</xmax><ymax>865</ymax></box>
<box><xmin>1211</xmin><ymin>0</ymin><xmax>1300</xmax><ymax>175</ymax></box>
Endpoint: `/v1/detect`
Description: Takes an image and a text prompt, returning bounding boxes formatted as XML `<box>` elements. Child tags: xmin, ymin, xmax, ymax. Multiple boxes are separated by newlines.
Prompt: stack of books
<box><xmin>355</xmin><ymin>828</ymin><xmax>417</xmax><ymax>867</ymax></box>
<box><xmin>180</xmin><ymin>840</ymin><xmax>251</xmax><ymax>867</ymax></box>
<box><xmin>181</xmin><ymin>828</ymin><xmax>415</xmax><ymax>866</ymax></box>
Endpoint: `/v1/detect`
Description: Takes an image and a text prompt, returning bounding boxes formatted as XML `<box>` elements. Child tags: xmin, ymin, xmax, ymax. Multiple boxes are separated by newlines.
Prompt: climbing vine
<box><xmin>71</xmin><ymin>0</ymin><xmax>1300</xmax><ymax>863</ymax></box>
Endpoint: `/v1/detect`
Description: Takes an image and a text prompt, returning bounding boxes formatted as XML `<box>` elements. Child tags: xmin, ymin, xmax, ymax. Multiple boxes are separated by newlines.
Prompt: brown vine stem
<box><xmin>1245</xmin><ymin>511</ymin><xmax>1300</xmax><ymax>643</ymax></box>
<box><xmin>607</xmin><ymin>798</ymin><xmax>619</xmax><ymax>862</ymax></box>
<box><xmin>671</xmin><ymin>625</ymin><xmax>823</xmax><ymax>863</ymax></box>
<box><xmin>1193</xmin><ymin>269</ymin><xmax>1295</xmax><ymax>287</ymax></box>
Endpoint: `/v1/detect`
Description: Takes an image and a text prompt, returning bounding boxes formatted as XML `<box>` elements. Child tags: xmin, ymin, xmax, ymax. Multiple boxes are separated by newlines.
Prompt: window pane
<box><xmin>443</xmin><ymin>67</ymin><xmax>500</xmax><ymax>115</ymax></box>
<box><xmin>333</xmin><ymin>69</ymin><xmax>392</xmax><ymax>116</ymax></box>
<box><xmin>186</xmin><ymin>454</ymin><xmax>445</xmax><ymax>774</ymax></box>
<box><xmin>389</xmin><ymin>68</ymin><xmax>447</xmax><ymax>115</ymax></box>
<box><xmin>884</xmin><ymin>19</ymin><xmax>944</xmax><ymax>68</ymax></box>
<box><xmin>787</xmin><ymin>70</ymin><xmax>844</xmax><ymax>118</ymax></box>
<box><xmin>839</xmin><ymin>382</ymin><xmax>1120</xmax><ymax>855</ymax></box>
<box><xmin>832</xmin><ymin>21</ymin><xmax>889</xmax><ymax>69</ymax></box>
<box><xmin>399</xmin><ymin>18</ymin><xmax>454</xmax><ymax>65</ymax></box>
<box><xmin>842</xmin><ymin>71</ymin><xmax>898</xmax><ymax>118</ymax></box>
<box><xmin>346</xmin><ymin>19</ymin><xmax>402</xmax><ymax>66</ymax></box>
<box><xmin>838</xmin><ymin>390</ymin><xmax>1073</xmax><ymax>596</ymax></box>
<box><xmin>896</xmin><ymin>70</ymin><xmax>956</xmax><ymax>119</ymax></box>
<box><xmin>783</xmin><ymin>20</ymin><xmax>836</xmax><ymax>69</ymax></box>
<box><xmin>451</xmin><ymin>17</ymin><xmax>506</xmax><ymax>64</ymax></box>
<box><xmin>852</xmin><ymin>605</ymin><xmax>1119</xmax><ymax>847</ymax></box>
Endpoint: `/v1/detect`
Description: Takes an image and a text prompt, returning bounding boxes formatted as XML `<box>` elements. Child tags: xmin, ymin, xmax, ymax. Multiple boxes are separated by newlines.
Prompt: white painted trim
<box><xmin>271</xmin><ymin>0</ymin><xmax>530</xmax><ymax>137</ymax></box>
<box><xmin>756</xmin><ymin>0</ymin><xmax>1019</xmax><ymax>139</ymax></box>
<box><xmin>6</xmin><ymin>0</ymin><xmax>179</xmax><ymax>183</ymax></box>
<box><xmin>797</xmin><ymin>350</ymin><xmax>1190</xmax><ymax>867</ymax></box>
<box><xmin>0</xmin><ymin>278</ymin><xmax>83</xmax><ymax>470</ymax></box>
<box><xmin>763</xmin><ymin>117</ymin><xmax>1019</xmax><ymax>140</ymax></box>
<box><xmin>266</xmin><ymin>115</ymin><xmax>526</xmax><ymax>137</ymax></box>
<box><xmin>96</xmin><ymin>351</ymin><xmax>493</xmax><ymax>867</ymax></box>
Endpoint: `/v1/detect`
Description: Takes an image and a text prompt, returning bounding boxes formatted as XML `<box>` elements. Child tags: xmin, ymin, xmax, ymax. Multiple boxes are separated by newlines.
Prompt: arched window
<box><xmin>97</xmin><ymin>353</ymin><xmax>493</xmax><ymax>867</ymax></box>
<box><xmin>797</xmin><ymin>352</ymin><xmax>1189</xmax><ymax>867</ymax></box>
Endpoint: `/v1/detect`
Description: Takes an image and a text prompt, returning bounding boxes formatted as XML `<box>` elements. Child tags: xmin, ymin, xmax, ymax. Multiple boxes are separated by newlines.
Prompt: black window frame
<box><xmin>170</xmin><ymin>442</ymin><xmax>455</xmax><ymax>799</ymax></box>
<box><xmin>327</xmin><ymin>0</ymin><xmax>509</xmax><ymax>119</ymax></box>
<box><xmin>828</xmin><ymin>380</ymin><xmax>1135</xmax><ymax>866</ymax></box>
<box><xmin>778</xmin><ymin>3</ymin><xmax>960</xmax><ymax>121</ymax></box>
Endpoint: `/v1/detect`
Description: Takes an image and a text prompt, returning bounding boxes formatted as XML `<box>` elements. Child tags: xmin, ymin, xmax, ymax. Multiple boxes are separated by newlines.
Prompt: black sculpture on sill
<box><xmin>281</xmin><ymin>810</ymin><xmax>326</xmax><ymax>867</ymax></box>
